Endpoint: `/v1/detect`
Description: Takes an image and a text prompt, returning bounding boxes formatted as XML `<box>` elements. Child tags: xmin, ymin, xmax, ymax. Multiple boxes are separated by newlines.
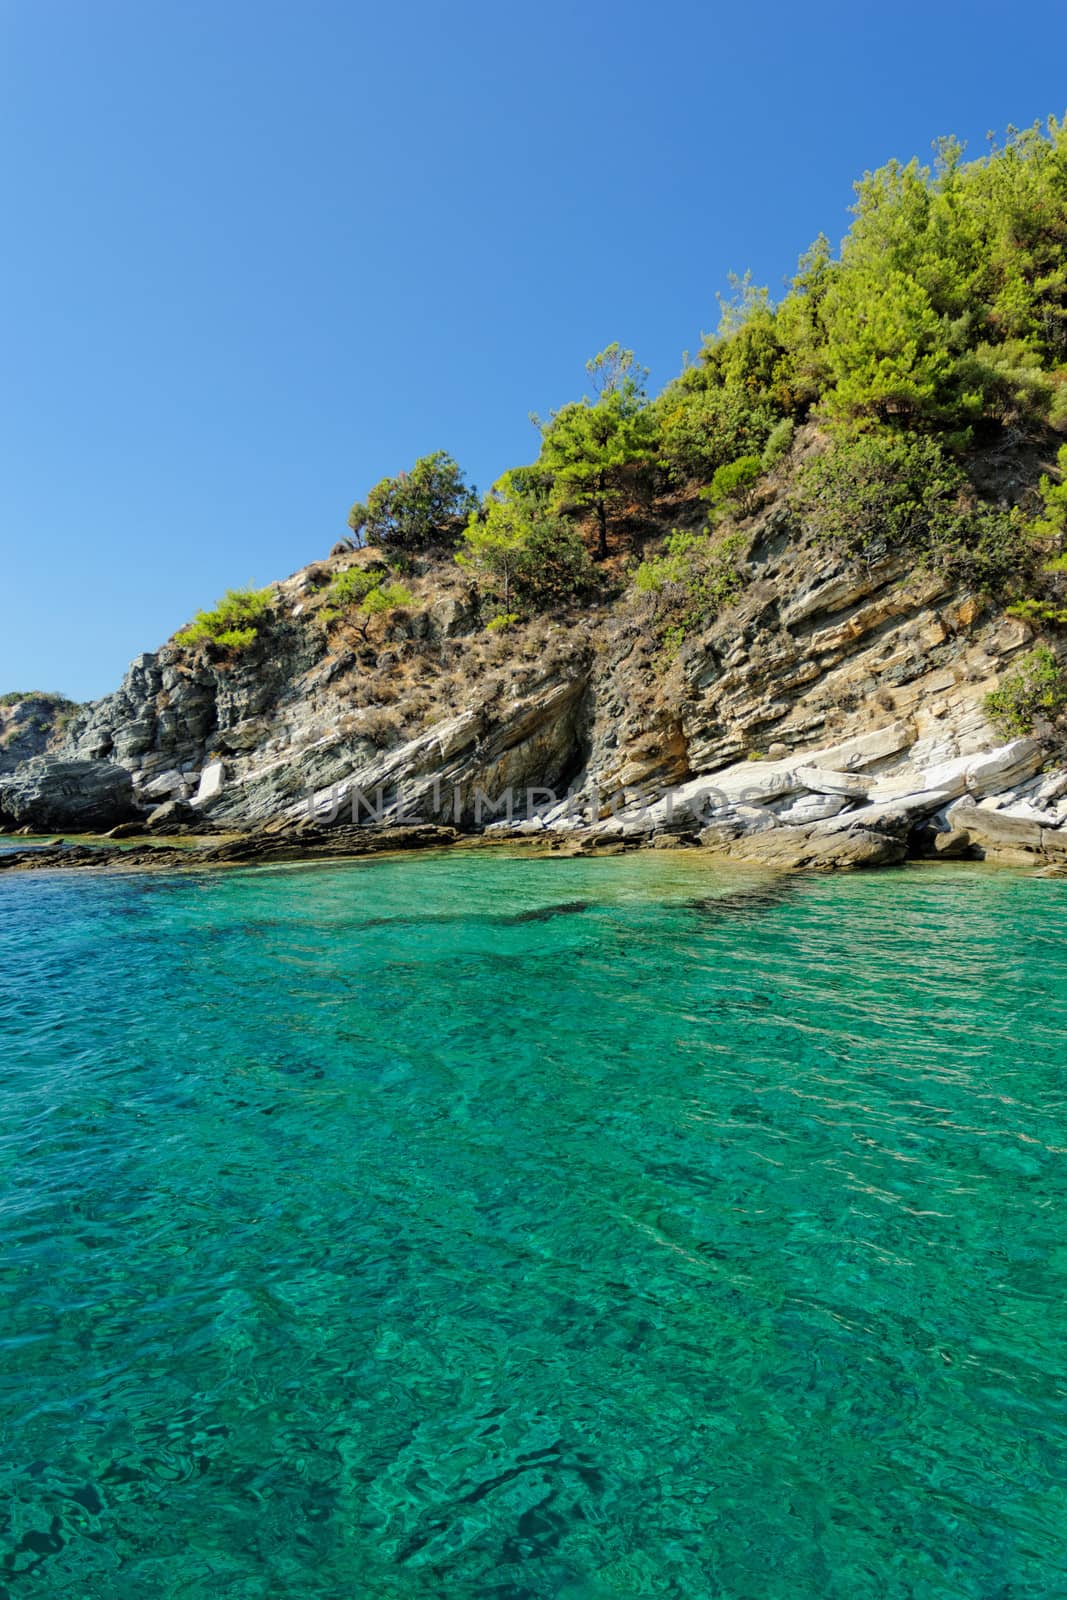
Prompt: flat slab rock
<box><xmin>718</xmin><ymin>824</ymin><xmax>907</xmax><ymax>871</ymax></box>
<box><xmin>0</xmin><ymin>823</ymin><xmax>459</xmax><ymax>875</ymax></box>
<box><xmin>946</xmin><ymin>802</ymin><xmax>1067</xmax><ymax>859</ymax></box>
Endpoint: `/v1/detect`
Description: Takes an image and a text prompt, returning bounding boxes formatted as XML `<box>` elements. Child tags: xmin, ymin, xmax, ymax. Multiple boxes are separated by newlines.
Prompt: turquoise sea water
<box><xmin>1</xmin><ymin>851</ymin><xmax>1066</xmax><ymax>1598</ymax></box>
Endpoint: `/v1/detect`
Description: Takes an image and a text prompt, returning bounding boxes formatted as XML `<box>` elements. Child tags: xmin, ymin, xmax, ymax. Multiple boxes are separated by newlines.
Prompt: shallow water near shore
<box><xmin>0</xmin><ymin>832</ymin><xmax>205</xmax><ymax>857</ymax></box>
<box><xmin>1</xmin><ymin>852</ymin><xmax>1066</xmax><ymax>1597</ymax></box>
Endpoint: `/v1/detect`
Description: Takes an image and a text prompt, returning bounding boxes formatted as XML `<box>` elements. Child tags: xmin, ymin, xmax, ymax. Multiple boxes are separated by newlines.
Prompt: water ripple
<box><xmin>0</xmin><ymin>857</ymin><xmax>1065</xmax><ymax>1596</ymax></box>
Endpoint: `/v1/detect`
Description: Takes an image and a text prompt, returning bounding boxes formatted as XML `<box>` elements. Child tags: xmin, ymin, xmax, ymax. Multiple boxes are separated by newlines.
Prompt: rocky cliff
<box><xmin>0</xmin><ymin>694</ymin><xmax>78</xmax><ymax>774</ymax></box>
<box><xmin>5</xmin><ymin>433</ymin><xmax>1065</xmax><ymax>871</ymax></box>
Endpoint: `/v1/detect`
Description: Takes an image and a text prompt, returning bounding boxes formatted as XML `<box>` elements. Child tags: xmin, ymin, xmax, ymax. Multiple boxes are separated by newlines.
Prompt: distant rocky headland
<box><xmin>4</xmin><ymin>121</ymin><xmax>1067</xmax><ymax>878</ymax></box>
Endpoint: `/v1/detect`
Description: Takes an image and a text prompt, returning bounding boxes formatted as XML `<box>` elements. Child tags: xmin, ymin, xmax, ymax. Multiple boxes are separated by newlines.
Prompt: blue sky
<box><xmin>3</xmin><ymin>0</ymin><xmax>1066</xmax><ymax>701</ymax></box>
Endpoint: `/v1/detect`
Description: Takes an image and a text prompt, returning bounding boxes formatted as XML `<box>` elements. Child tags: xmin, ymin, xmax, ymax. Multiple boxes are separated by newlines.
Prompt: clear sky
<box><xmin>3</xmin><ymin>0</ymin><xmax>1066</xmax><ymax>701</ymax></box>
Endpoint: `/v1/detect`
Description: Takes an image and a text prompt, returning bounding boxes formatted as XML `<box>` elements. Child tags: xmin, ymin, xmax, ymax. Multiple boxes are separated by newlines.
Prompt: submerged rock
<box><xmin>0</xmin><ymin>821</ymin><xmax>458</xmax><ymax>874</ymax></box>
<box><xmin>505</xmin><ymin>900</ymin><xmax>590</xmax><ymax>924</ymax></box>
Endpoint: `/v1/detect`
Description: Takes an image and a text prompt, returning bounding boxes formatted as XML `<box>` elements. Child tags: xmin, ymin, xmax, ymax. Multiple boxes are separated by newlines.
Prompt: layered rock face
<box><xmin>540</xmin><ymin>517</ymin><xmax>1067</xmax><ymax>866</ymax></box>
<box><xmin>12</xmin><ymin>490</ymin><xmax>1066</xmax><ymax>867</ymax></box>
<box><xmin>0</xmin><ymin>758</ymin><xmax>136</xmax><ymax>832</ymax></box>
<box><xmin>54</xmin><ymin>598</ymin><xmax>593</xmax><ymax>831</ymax></box>
<box><xmin>0</xmin><ymin>696</ymin><xmax>77</xmax><ymax>774</ymax></box>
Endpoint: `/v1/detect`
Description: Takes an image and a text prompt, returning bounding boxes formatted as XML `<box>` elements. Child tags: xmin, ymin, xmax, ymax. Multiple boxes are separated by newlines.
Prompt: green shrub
<box><xmin>635</xmin><ymin>529</ymin><xmax>705</xmax><ymax>594</ymax></box>
<box><xmin>943</xmin><ymin>503</ymin><xmax>1029</xmax><ymax>591</ymax></box>
<box><xmin>1033</xmin><ymin>444</ymin><xmax>1067</xmax><ymax>541</ymax></box>
<box><xmin>635</xmin><ymin>528</ymin><xmax>748</xmax><ymax>648</ymax></box>
<box><xmin>708</xmin><ymin>276</ymin><xmax>795</xmax><ymax>402</ymax></box>
<box><xmin>459</xmin><ymin>472</ymin><xmax>595</xmax><ymax>613</ymax></box>
<box><xmin>175</xmin><ymin>588</ymin><xmax>273</xmax><ymax>652</ymax></box>
<box><xmin>326</xmin><ymin>565</ymin><xmax>387</xmax><ymax>608</ymax></box>
<box><xmin>654</xmin><ymin>382</ymin><xmax>777</xmax><ymax>485</ymax></box>
<box><xmin>701</xmin><ymin>455</ymin><xmax>764</xmax><ymax>520</ymax></box>
<box><xmin>361</xmin><ymin>580</ymin><xmax>413</xmax><ymax>617</ymax></box>
<box><xmin>348</xmin><ymin>451</ymin><xmax>477</xmax><ymax>551</ymax></box>
<box><xmin>761</xmin><ymin>417</ymin><xmax>796</xmax><ymax>469</ymax></box>
<box><xmin>1004</xmin><ymin>446</ymin><xmax>1067</xmax><ymax>623</ymax></box>
<box><xmin>1006</xmin><ymin>592</ymin><xmax>1067</xmax><ymax>626</ymax></box>
<box><xmin>659</xmin><ymin>622</ymin><xmax>688</xmax><ymax>660</ymax></box>
<box><xmin>796</xmin><ymin>432</ymin><xmax>957</xmax><ymax>561</ymax></box>
<box><xmin>821</xmin><ymin>266</ymin><xmax>950</xmax><ymax>423</ymax></box>
<box><xmin>953</xmin><ymin>341</ymin><xmax>1063</xmax><ymax>429</ymax></box>
<box><xmin>985</xmin><ymin>646</ymin><xmax>1067</xmax><ymax>735</ymax></box>
<box><xmin>321</xmin><ymin>568</ymin><xmax>413</xmax><ymax>636</ymax></box>
<box><xmin>512</xmin><ymin>516</ymin><xmax>594</xmax><ymax>608</ymax></box>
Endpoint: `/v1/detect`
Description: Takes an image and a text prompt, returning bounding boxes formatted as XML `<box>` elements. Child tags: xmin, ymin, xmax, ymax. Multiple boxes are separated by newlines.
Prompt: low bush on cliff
<box><xmin>1008</xmin><ymin>446</ymin><xmax>1067</xmax><ymax>625</ymax></box>
<box><xmin>0</xmin><ymin>690</ymin><xmax>75</xmax><ymax>708</ymax></box>
<box><xmin>794</xmin><ymin>430</ymin><xmax>1023</xmax><ymax>589</ymax></box>
<box><xmin>985</xmin><ymin>646</ymin><xmax>1067</xmax><ymax>736</ymax></box>
<box><xmin>459</xmin><ymin>471</ymin><xmax>595</xmax><ymax>616</ymax></box>
<box><xmin>319</xmin><ymin>566</ymin><xmax>413</xmax><ymax>639</ymax></box>
<box><xmin>324</xmin><ymin>565</ymin><xmax>388</xmax><ymax>608</ymax></box>
<box><xmin>635</xmin><ymin>528</ymin><xmax>748</xmax><ymax>652</ymax></box>
<box><xmin>175</xmin><ymin>588</ymin><xmax>274</xmax><ymax>652</ymax></box>
<box><xmin>1033</xmin><ymin>444</ymin><xmax>1067</xmax><ymax>540</ymax></box>
<box><xmin>701</xmin><ymin>455</ymin><xmax>765</xmax><ymax>521</ymax></box>
<box><xmin>361</xmin><ymin>580</ymin><xmax>414</xmax><ymax>618</ymax></box>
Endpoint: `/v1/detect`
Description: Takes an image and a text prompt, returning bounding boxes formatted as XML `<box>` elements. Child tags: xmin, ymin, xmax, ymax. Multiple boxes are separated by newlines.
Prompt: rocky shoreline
<box><xmin>3</xmin><ymin>445</ymin><xmax>1066</xmax><ymax>879</ymax></box>
<box><xmin>3</xmin><ymin>717</ymin><xmax>1067</xmax><ymax>879</ymax></box>
<box><xmin>3</xmin><ymin>747</ymin><xmax>1066</xmax><ymax>880</ymax></box>
<box><xmin>2</xmin><ymin>833</ymin><xmax>1063</xmax><ymax>879</ymax></box>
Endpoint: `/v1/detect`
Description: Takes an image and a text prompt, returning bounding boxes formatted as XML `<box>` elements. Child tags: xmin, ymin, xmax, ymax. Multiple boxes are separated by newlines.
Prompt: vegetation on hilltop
<box><xmin>0</xmin><ymin>691</ymin><xmax>76</xmax><ymax>708</ymax></box>
<box><xmin>532</xmin><ymin>344</ymin><xmax>658</xmax><ymax>561</ymax></box>
<box><xmin>174</xmin><ymin>588</ymin><xmax>274</xmax><ymax>652</ymax></box>
<box><xmin>457</xmin><ymin>471</ymin><xmax>595</xmax><ymax>622</ymax></box>
<box><xmin>347</xmin><ymin>452</ymin><xmax>477</xmax><ymax>551</ymax></box>
<box><xmin>168</xmin><ymin>118</ymin><xmax>1067</xmax><ymax>733</ymax></box>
